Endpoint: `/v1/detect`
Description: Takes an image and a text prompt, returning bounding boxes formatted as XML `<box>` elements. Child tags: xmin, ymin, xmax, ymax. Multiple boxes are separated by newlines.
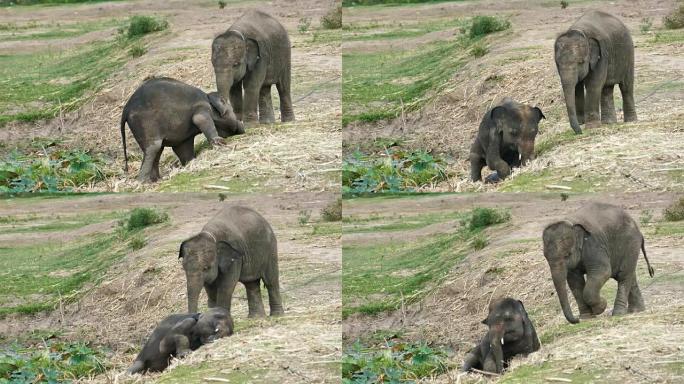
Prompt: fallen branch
<box><xmin>545</xmin><ymin>378</ymin><xmax>572</xmax><ymax>383</ymax></box>
<box><xmin>203</xmin><ymin>378</ymin><xmax>231</xmax><ymax>383</ymax></box>
<box><xmin>545</xmin><ymin>185</ymin><xmax>572</xmax><ymax>190</ymax></box>
<box><xmin>470</xmin><ymin>368</ymin><xmax>500</xmax><ymax>377</ymax></box>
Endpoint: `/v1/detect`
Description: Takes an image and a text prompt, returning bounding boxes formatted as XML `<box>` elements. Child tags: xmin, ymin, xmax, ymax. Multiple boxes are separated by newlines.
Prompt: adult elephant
<box><xmin>179</xmin><ymin>205</ymin><xmax>283</xmax><ymax>317</ymax></box>
<box><xmin>554</xmin><ymin>11</ymin><xmax>636</xmax><ymax>134</ymax></box>
<box><xmin>542</xmin><ymin>202</ymin><xmax>654</xmax><ymax>324</ymax></box>
<box><xmin>211</xmin><ymin>10</ymin><xmax>294</xmax><ymax>125</ymax></box>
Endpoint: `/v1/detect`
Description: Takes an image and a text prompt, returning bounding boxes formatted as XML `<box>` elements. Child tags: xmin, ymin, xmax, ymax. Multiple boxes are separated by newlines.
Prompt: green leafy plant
<box><xmin>664</xmin><ymin>4</ymin><xmax>684</xmax><ymax>29</ymax></box>
<box><xmin>472</xmin><ymin>233</ymin><xmax>488</xmax><ymax>250</ymax></box>
<box><xmin>123</xmin><ymin>15</ymin><xmax>168</xmax><ymax>39</ymax></box>
<box><xmin>461</xmin><ymin>207</ymin><xmax>511</xmax><ymax>231</ymax></box>
<box><xmin>663</xmin><ymin>197</ymin><xmax>684</xmax><ymax>221</ymax></box>
<box><xmin>640</xmin><ymin>209</ymin><xmax>654</xmax><ymax>224</ymax></box>
<box><xmin>298</xmin><ymin>209</ymin><xmax>312</xmax><ymax>225</ymax></box>
<box><xmin>321</xmin><ymin>6</ymin><xmax>342</xmax><ymax>29</ymax></box>
<box><xmin>343</xmin><ymin>149</ymin><xmax>447</xmax><ymax>194</ymax></box>
<box><xmin>342</xmin><ymin>340</ymin><xmax>448</xmax><ymax>383</ymax></box>
<box><xmin>468</xmin><ymin>15</ymin><xmax>511</xmax><ymax>38</ymax></box>
<box><xmin>128</xmin><ymin>43</ymin><xmax>146</xmax><ymax>57</ymax></box>
<box><xmin>298</xmin><ymin>17</ymin><xmax>312</xmax><ymax>33</ymax></box>
<box><xmin>560</xmin><ymin>0</ymin><xmax>569</xmax><ymax>9</ymax></box>
<box><xmin>129</xmin><ymin>233</ymin><xmax>146</xmax><ymax>250</ymax></box>
<box><xmin>322</xmin><ymin>198</ymin><xmax>343</xmax><ymax>222</ymax></box>
<box><xmin>218</xmin><ymin>0</ymin><xmax>227</xmax><ymax>9</ymax></box>
<box><xmin>124</xmin><ymin>208</ymin><xmax>169</xmax><ymax>231</ymax></box>
<box><xmin>470</xmin><ymin>43</ymin><xmax>488</xmax><ymax>57</ymax></box>
<box><xmin>0</xmin><ymin>340</ymin><xmax>107</xmax><ymax>383</ymax></box>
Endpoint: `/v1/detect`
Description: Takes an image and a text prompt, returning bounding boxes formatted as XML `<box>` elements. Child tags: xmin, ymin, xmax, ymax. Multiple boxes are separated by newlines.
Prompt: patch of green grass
<box><xmin>501</xmin><ymin>362</ymin><xmax>605</xmax><ymax>384</ymax></box>
<box><xmin>461</xmin><ymin>207</ymin><xmax>511</xmax><ymax>231</ymax></box>
<box><xmin>663</xmin><ymin>197</ymin><xmax>684</xmax><ymax>221</ymax></box>
<box><xmin>123</xmin><ymin>15</ymin><xmax>168</xmax><ymax>39</ymax></box>
<box><xmin>129</xmin><ymin>233</ymin><xmax>146</xmax><ymax>250</ymax></box>
<box><xmin>648</xmin><ymin>29</ymin><xmax>684</xmax><ymax>44</ymax></box>
<box><xmin>342</xmin><ymin>340</ymin><xmax>449</xmax><ymax>383</ymax></box>
<box><xmin>321</xmin><ymin>5</ymin><xmax>342</xmax><ymax>29</ymax></box>
<box><xmin>0</xmin><ymin>340</ymin><xmax>107</xmax><ymax>383</ymax></box>
<box><xmin>650</xmin><ymin>221</ymin><xmax>684</xmax><ymax>236</ymax></box>
<box><xmin>470</xmin><ymin>42</ymin><xmax>488</xmax><ymax>57</ymax></box>
<box><xmin>0</xmin><ymin>210</ymin><xmax>122</xmax><ymax>234</ymax></box>
<box><xmin>158</xmin><ymin>169</ymin><xmax>271</xmax><ymax>193</ymax></box>
<box><xmin>123</xmin><ymin>207</ymin><xmax>169</xmax><ymax>231</ymax></box>
<box><xmin>343</xmin><ymin>210</ymin><xmax>462</xmax><ymax>233</ymax></box>
<box><xmin>499</xmin><ymin>169</ymin><xmax>607</xmax><ymax>193</ymax></box>
<box><xmin>157</xmin><ymin>362</ymin><xmax>269</xmax><ymax>383</ymax></box>
<box><xmin>128</xmin><ymin>43</ymin><xmax>146</xmax><ymax>57</ymax></box>
<box><xmin>311</xmin><ymin>222</ymin><xmax>342</xmax><ymax>236</ymax></box>
<box><xmin>343</xmin><ymin>0</ymin><xmax>458</xmax><ymax>5</ymax></box>
<box><xmin>472</xmin><ymin>233</ymin><xmax>488</xmax><ymax>250</ymax></box>
<box><xmin>321</xmin><ymin>198</ymin><xmax>343</xmax><ymax>222</ymax></box>
<box><xmin>468</xmin><ymin>15</ymin><xmax>511</xmax><ymax>38</ymax></box>
<box><xmin>663</xmin><ymin>3</ymin><xmax>684</xmax><ymax>29</ymax></box>
<box><xmin>1</xmin><ymin>0</ymin><xmax>122</xmax><ymax>6</ymax></box>
<box><xmin>539</xmin><ymin>319</ymin><xmax>603</xmax><ymax>344</ymax></box>
<box><xmin>0</xmin><ymin>18</ymin><xmax>121</xmax><ymax>42</ymax></box>
<box><xmin>343</xmin><ymin>18</ymin><xmax>466</xmax><ymax>42</ymax></box>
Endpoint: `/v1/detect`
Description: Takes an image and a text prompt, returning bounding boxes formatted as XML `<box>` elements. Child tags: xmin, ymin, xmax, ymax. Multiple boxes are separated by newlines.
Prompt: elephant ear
<box><xmin>245</xmin><ymin>37</ymin><xmax>263</xmax><ymax>72</ymax></box>
<box><xmin>588</xmin><ymin>38</ymin><xmax>602</xmax><ymax>71</ymax></box>
<box><xmin>533</xmin><ymin>107</ymin><xmax>546</xmax><ymax>122</ymax></box>
<box><xmin>216</xmin><ymin>240</ymin><xmax>243</xmax><ymax>273</ymax></box>
<box><xmin>178</xmin><ymin>240</ymin><xmax>189</xmax><ymax>260</ymax></box>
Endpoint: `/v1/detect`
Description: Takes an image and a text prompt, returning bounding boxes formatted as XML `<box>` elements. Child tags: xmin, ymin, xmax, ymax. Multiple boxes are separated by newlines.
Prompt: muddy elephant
<box><xmin>211</xmin><ymin>10</ymin><xmax>294</xmax><ymax>125</ymax></box>
<box><xmin>555</xmin><ymin>11</ymin><xmax>636</xmax><ymax>134</ymax></box>
<box><xmin>127</xmin><ymin>308</ymin><xmax>233</xmax><ymax>374</ymax></box>
<box><xmin>462</xmin><ymin>298</ymin><xmax>540</xmax><ymax>374</ymax></box>
<box><xmin>543</xmin><ymin>202</ymin><xmax>655</xmax><ymax>324</ymax></box>
<box><xmin>120</xmin><ymin>77</ymin><xmax>245</xmax><ymax>182</ymax></box>
<box><xmin>469</xmin><ymin>98</ymin><xmax>545</xmax><ymax>183</ymax></box>
<box><xmin>179</xmin><ymin>205</ymin><xmax>283</xmax><ymax>317</ymax></box>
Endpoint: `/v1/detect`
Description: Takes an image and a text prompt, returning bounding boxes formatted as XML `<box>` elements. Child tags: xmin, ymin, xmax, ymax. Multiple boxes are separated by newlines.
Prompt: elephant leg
<box><xmin>470</xmin><ymin>153</ymin><xmax>485</xmax><ymax>182</ymax></box>
<box><xmin>244</xmin><ymin>280</ymin><xmax>266</xmax><ymax>318</ymax></box>
<box><xmin>567</xmin><ymin>270</ymin><xmax>592</xmax><ymax>318</ymax></box>
<box><xmin>171</xmin><ymin>335</ymin><xmax>192</xmax><ymax>358</ymax></box>
<box><xmin>215</xmin><ymin>274</ymin><xmax>239</xmax><ymax>315</ymax></box>
<box><xmin>600</xmin><ymin>84</ymin><xmax>617</xmax><ymax>124</ymax></box>
<box><xmin>172</xmin><ymin>138</ymin><xmax>195</xmax><ymax>166</ymax></box>
<box><xmin>151</xmin><ymin>145</ymin><xmax>164</xmax><ymax>182</ymax></box>
<box><xmin>276</xmin><ymin>81</ymin><xmax>295</xmax><ymax>122</ymax></box>
<box><xmin>139</xmin><ymin>140</ymin><xmax>163</xmax><ymax>182</ymax></box>
<box><xmin>627</xmin><ymin>281</ymin><xmax>646</xmax><ymax>313</ymax></box>
<box><xmin>258</xmin><ymin>84</ymin><xmax>275</xmax><ymax>124</ymax></box>
<box><xmin>583</xmin><ymin>272</ymin><xmax>609</xmax><ymax>315</ymax></box>
<box><xmin>575</xmin><ymin>81</ymin><xmax>585</xmax><ymax>125</ymax></box>
<box><xmin>612</xmin><ymin>275</ymin><xmax>633</xmax><ymax>316</ymax></box>
<box><xmin>583</xmin><ymin>74</ymin><xmax>604</xmax><ymax>129</ymax></box>
<box><xmin>242</xmin><ymin>70</ymin><xmax>267</xmax><ymax>124</ymax></box>
<box><xmin>491</xmin><ymin>160</ymin><xmax>511</xmax><ymax>180</ymax></box>
<box><xmin>205</xmin><ymin>283</ymin><xmax>217</xmax><ymax>308</ymax></box>
<box><xmin>192</xmin><ymin>109</ymin><xmax>221</xmax><ymax>145</ymax></box>
<box><xmin>482</xmin><ymin>353</ymin><xmax>497</xmax><ymax>373</ymax></box>
<box><xmin>619</xmin><ymin>81</ymin><xmax>637</xmax><ymax>122</ymax></box>
<box><xmin>264</xmin><ymin>266</ymin><xmax>284</xmax><ymax>316</ymax></box>
<box><xmin>230</xmin><ymin>82</ymin><xmax>243</xmax><ymax>121</ymax></box>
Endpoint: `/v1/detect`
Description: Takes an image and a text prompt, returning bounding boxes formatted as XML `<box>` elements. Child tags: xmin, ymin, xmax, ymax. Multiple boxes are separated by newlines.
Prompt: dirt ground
<box><xmin>343</xmin><ymin>0</ymin><xmax>684</xmax><ymax>193</ymax></box>
<box><xmin>0</xmin><ymin>192</ymin><xmax>341</xmax><ymax>383</ymax></box>
<box><xmin>342</xmin><ymin>192</ymin><xmax>684</xmax><ymax>383</ymax></box>
<box><xmin>0</xmin><ymin>0</ymin><xmax>341</xmax><ymax>193</ymax></box>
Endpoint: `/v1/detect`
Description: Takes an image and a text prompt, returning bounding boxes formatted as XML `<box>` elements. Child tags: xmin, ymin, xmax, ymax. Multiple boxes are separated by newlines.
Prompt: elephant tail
<box><xmin>120</xmin><ymin>106</ymin><xmax>129</xmax><ymax>173</ymax></box>
<box><xmin>641</xmin><ymin>237</ymin><xmax>655</xmax><ymax>277</ymax></box>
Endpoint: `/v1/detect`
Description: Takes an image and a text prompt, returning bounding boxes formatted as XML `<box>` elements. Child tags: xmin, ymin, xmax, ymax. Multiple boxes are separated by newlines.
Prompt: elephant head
<box><xmin>193</xmin><ymin>308</ymin><xmax>234</xmax><ymax>344</ymax></box>
<box><xmin>542</xmin><ymin>220</ymin><xmax>588</xmax><ymax>324</ymax></box>
<box><xmin>482</xmin><ymin>298</ymin><xmax>531</xmax><ymax>373</ymax></box>
<box><xmin>179</xmin><ymin>232</ymin><xmax>243</xmax><ymax>313</ymax></box>
<box><xmin>491</xmin><ymin>100</ymin><xmax>545</xmax><ymax>165</ymax></box>
<box><xmin>554</xmin><ymin>29</ymin><xmax>602</xmax><ymax>134</ymax></box>
<box><xmin>211</xmin><ymin>30</ymin><xmax>262</xmax><ymax>120</ymax></box>
<box><xmin>208</xmin><ymin>92</ymin><xmax>245</xmax><ymax>135</ymax></box>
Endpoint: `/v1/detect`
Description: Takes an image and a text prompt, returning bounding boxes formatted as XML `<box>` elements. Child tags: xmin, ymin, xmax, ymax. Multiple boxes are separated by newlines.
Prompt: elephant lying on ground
<box><xmin>543</xmin><ymin>202</ymin><xmax>655</xmax><ymax>324</ymax></box>
<box><xmin>555</xmin><ymin>11</ymin><xmax>636</xmax><ymax>134</ymax></box>
<box><xmin>179</xmin><ymin>205</ymin><xmax>283</xmax><ymax>317</ymax></box>
<box><xmin>211</xmin><ymin>10</ymin><xmax>295</xmax><ymax>124</ymax></box>
<box><xmin>462</xmin><ymin>298</ymin><xmax>540</xmax><ymax>374</ymax></box>
<box><xmin>127</xmin><ymin>308</ymin><xmax>233</xmax><ymax>374</ymax></box>
<box><xmin>469</xmin><ymin>98</ymin><xmax>545</xmax><ymax>183</ymax></box>
<box><xmin>120</xmin><ymin>77</ymin><xmax>245</xmax><ymax>182</ymax></box>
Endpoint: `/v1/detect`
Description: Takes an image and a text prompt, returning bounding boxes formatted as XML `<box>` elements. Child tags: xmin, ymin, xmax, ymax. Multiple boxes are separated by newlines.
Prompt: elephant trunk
<box><xmin>186</xmin><ymin>274</ymin><xmax>203</xmax><ymax>313</ymax></box>
<box><xmin>560</xmin><ymin>74</ymin><xmax>582</xmax><ymax>134</ymax></box>
<box><xmin>214</xmin><ymin>69</ymin><xmax>237</xmax><ymax>121</ymax></box>
<box><xmin>518</xmin><ymin>140</ymin><xmax>535</xmax><ymax>165</ymax></box>
<box><xmin>549</xmin><ymin>261</ymin><xmax>579</xmax><ymax>324</ymax></box>
<box><xmin>488</xmin><ymin>324</ymin><xmax>506</xmax><ymax>373</ymax></box>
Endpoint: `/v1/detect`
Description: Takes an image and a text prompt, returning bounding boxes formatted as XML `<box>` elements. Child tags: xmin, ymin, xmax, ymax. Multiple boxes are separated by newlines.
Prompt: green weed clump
<box><xmin>129</xmin><ymin>233</ymin><xmax>146</xmax><ymax>250</ymax></box>
<box><xmin>0</xmin><ymin>149</ymin><xmax>106</xmax><ymax>193</ymax></box>
<box><xmin>124</xmin><ymin>208</ymin><xmax>169</xmax><ymax>231</ymax></box>
<box><xmin>321</xmin><ymin>6</ymin><xmax>342</xmax><ymax>29</ymax></box>
<box><xmin>468</xmin><ymin>15</ymin><xmax>511</xmax><ymax>38</ymax></box>
<box><xmin>342</xmin><ymin>340</ymin><xmax>448</xmax><ymax>383</ymax></box>
<box><xmin>343</xmin><ymin>149</ymin><xmax>447</xmax><ymax>194</ymax></box>
<box><xmin>128</xmin><ymin>43</ymin><xmax>146</xmax><ymax>57</ymax></box>
<box><xmin>0</xmin><ymin>341</ymin><xmax>106</xmax><ymax>383</ymax></box>
<box><xmin>462</xmin><ymin>207</ymin><xmax>511</xmax><ymax>231</ymax></box>
<box><xmin>663</xmin><ymin>197</ymin><xmax>684</xmax><ymax>221</ymax></box>
<box><xmin>470</xmin><ymin>43</ymin><xmax>488</xmax><ymax>57</ymax></box>
<box><xmin>218</xmin><ymin>0</ymin><xmax>227</xmax><ymax>9</ymax></box>
<box><xmin>124</xmin><ymin>15</ymin><xmax>168</xmax><ymax>39</ymax></box>
<box><xmin>664</xmin><ymin>4</ymin><xmax>684</xmax><ymax>29</ymax></box>
<box><xmin>322</xmin><ymin>198</ymin><xmax>343</xmax><ymax>222</ymax></box>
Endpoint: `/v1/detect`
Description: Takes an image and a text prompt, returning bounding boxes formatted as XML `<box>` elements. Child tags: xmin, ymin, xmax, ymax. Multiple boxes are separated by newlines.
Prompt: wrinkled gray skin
<box><xmin>470</xmin><ymin>98</ymin><xmax>545</xmax><ymax>183</ymax></box>
<box><xmin>126</xmin><ymin>308</ymin><xmax>233</xmax><ymax>374</ymax></box>
<box><xmin>543</xmin><ymin>202</ymin><xmax>655</xmax><ymax>324</ymax></box>
<box><xmin>462</xmin><ymin>298</ymin><xmax>540</xmax><ymax>374</ymax></box>
<box><xmin>211</xmin><ymin>10</ymin><xmax>295</xmax><ymax>125</ymax></box>
<box><xmin>555</xmin><ymin>10</ymin><xmax>636</xmax><ymax>134</ymax></box>
<box><xmin>120</xmin><ymin>77</ymin><xmax>245</xmax><ymax>182</ymax></box>
<box><xmin>179</xmin><ymin>205</ymin><xmax>283</xmax><ymax>317</ymax></box>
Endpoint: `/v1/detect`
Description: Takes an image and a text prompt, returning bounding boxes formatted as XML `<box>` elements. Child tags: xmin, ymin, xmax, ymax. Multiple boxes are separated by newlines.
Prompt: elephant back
<box><xmin>570</xmin><ymin>202</ymin><xmax>641</xmax><ymax>259</ymax></box>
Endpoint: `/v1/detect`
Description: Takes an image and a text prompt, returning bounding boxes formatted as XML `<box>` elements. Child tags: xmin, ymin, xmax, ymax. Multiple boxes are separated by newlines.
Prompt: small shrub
<box><xmin>663</xmin><ymin>197</ymin><xmax>684</xmax><ymax>221</ymax></box>
<box><xmin>471</xmin><ymin>43</ymin><xmax>488</xmax><ymax>57</ymax></box>
<box><xmin>664</xmin><ymin>4</ymin><xmax>684</xmax><ymax>29</ymax></box>
<box><xmin>321</xmin><ymin>198</ymin><xmax>342</xmax><ymax>222</ymax></box>
<box><xmin>640</xmin><ymin>17</ymin><xmax>653</xmax><ymax>33</ymax></box>
<box><xmin>129</xmin><ymin>234</ymin><xmax>146</xmax><ymax>250</ymax></box>
<box><xmin>298</xmin><ymin>17</ymin><xmax>312</xmax><ymax>33</ymax></box>
<box><xmin>560</xmin><ymin>0</ymin><xmax>568</xmax><ymax>9</ymax></box>
<box><xmin>560</xmin><ymin>192</ymin><xmax>570</xmax><ymax>202</ymax></box>
<box><xmin>462</xmin><ymin>207</ymin><xmax>511</xmax><ymax>231</ymax></box>
<box><xmin>125</xmin><ymin>208</ymin><xmax>169</xmax><ymax>231</ymax></box>
<box><xmin>640</xmin><ymin>209</ymin><xmax>653</xmax><ymax>224</ymax></box>
<box><xmin>469</xmin><ymin>15</ymin><xmax>511</xmax><ymax>38</ymax></box>
<box><xmin>129</xmin><ymin>44</ymin><xmax>146</xmax><ymax>57</ymax></box>
<box><xmin>125</xmin><ymin>15</ymin><xmax>168</xmax><ymax>38</ymax></box>
<box><xmin>218</xmin><ymin>193</ymin><xmax>227</xmax><ymax>201</ymax></box>
<box><xmin>472</xmin><ymin>234</ymin><xmax>488</xmax><ymax>250</ymax></box>
<box><xmin>321</xmin><ymin>6</ymin><xmax>342</xmax><ymax>29</ymax></box>
<box><xmin>298</xmin><ymin>209</ymin><xmax>312</xmax><ymax>225</ymax></box>
<box><xmin>218</xmin><ymin>0</ymin><xmax>227</xmax><ymax>9</ymax></box>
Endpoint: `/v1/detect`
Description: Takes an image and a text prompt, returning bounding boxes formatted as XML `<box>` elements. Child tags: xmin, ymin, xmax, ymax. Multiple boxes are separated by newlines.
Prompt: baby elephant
<box><xmin>127</xmin><ymin>308</ymin><xmax>233</xmax><ymax>374</ymax></box>
<box><xmin>120</xmin><ymin>77</ymin><xmax>245</xmax><ymax>182</ymax></box>
<box><xmin>470</xmin><ymin>98</ymin><xmax>545</xmax><ymax>183</ymax></box>
<box><xmin>462</xmin><ymin>298</ymin><xmax>540</xmax><ymax>374</ymax></box>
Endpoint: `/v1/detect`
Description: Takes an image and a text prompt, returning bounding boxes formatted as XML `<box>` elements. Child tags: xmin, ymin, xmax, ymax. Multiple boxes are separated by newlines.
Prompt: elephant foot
<box><xmin>585</xmin><ymin>120</ymin><xmax>601</xmax><ymax>130</ymax></box>
<box><xmin>247</xmin><ymin>311</ymin><xmax>266</xmax><ymax>319</ymax></box>
<box><xmin>624</xmin><ymin>114</ymin><xmax>637</xmax><ymax>123</ymax></box>
<box><xmin>628</xmin><ymin>304</ymin><xmax>645</xmax><ymax>313</ymax></box>
<box><xmin>590</xmin><ymin>297</ymin><xmax>607</xmax><ymax>315</ymax></box>
<box><xmin>281</xmin><ymin>114</ymin><xmax>295</xmax><ymax>123</ymax></box>
<box><xmin>601</xmin><ymin>116</ymin><xmax>617</xmax><ymax>124</ymax></box>
<box><xmin>259</xmin><ymin>116</ymin><xmax>276</xmax><ymax>124</ymax></box>
<box><xmin>270</xmin><ymin>308</ymin><xmax>284</xmax><ymax>317</ymax></box>
<box><xmin>611</xmin><ymin>307</ymin><xmax>628</xmax><ymax>316</ymax></box>
<box><xmin>579</xmin><ymin>312</ymin><xmax>595</xmax><ymax>320</ymax></box>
